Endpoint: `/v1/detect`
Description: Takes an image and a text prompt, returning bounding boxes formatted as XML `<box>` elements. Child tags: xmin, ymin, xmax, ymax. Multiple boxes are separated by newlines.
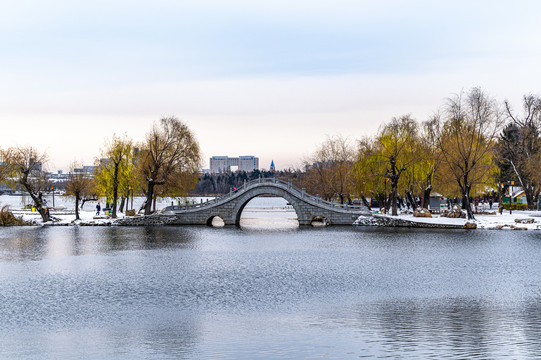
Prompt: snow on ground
<box><xmin>10</xmin><ymin>209</ymin><xmax>121</xmax><ymax>226</ymax></box>
<box><xmin>357</xmin><ymin>208</ymin><xmax>541</xmax><ymax>230</ymax></box>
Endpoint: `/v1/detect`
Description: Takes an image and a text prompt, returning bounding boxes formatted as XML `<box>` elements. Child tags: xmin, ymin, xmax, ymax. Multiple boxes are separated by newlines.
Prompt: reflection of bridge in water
<box><xmin>160</xmin><ymin>178</ymin><xmax>370</xmax><ymax>226</ymax></box>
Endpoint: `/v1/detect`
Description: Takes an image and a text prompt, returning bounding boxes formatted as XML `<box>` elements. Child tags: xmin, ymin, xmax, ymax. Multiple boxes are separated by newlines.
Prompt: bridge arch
<box><xmin>206</xmin><ymin>215</ymin><xmax>225</xmax><ymax>227</ymax></box>
<box><xmin>232</xmin><ymin>188</ymin><xmax>304</xmax><ymax>227</ymax></box>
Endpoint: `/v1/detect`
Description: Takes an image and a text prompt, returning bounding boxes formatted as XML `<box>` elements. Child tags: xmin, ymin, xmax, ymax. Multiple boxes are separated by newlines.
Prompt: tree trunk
<box><xmin>81</xmin><ymin>198</ymin><xmax>97</xmax><ymax>210</ymax></box>
<box><xmin>21</xmin><ymin>174</ymin><xmax>49</xmax><ymax>222</ymax></box>
<box><xmin>75</xmin><ymin>193</ymin><xmax>80</xmax><ymax>220</ymax></box>
<box><xmin>360</xmin><ymin>195</ymin><xmax>370</xmax><ymax>209</ymax></box>
<box><xmin>376</xmin><ymin>192</ymin><xmax>385</xmax><ymax>213</ymax></box>
<box><xmin>422</xmin><ymin>185</ymin><xmax>432</xmax><ymax>209</ymax></box>
<box><xmin>391</xmin><ymin>181</ymin><xmax>398</xmax><ymax>216</ymax></box>
<box><xmin>528</xmin><ymin>192</ymin><xmax>539</xmax><ymax>210</ymax></box>
<box><xmin>119</xmin><ymin>197</ymin><xmax>126</xmax><ymax>213</ymax></box>
<box><xmin>36</xmin><ymin>193</ymin><xmax>50</xmax><ymax>223</ymax></box>
<box><xmin>463</xmin><ymin>184</ymin><xmax>474</xmax><ymax>220</ymax></box>
<box><xmin>405</xmin><ymin>187</ymin><xmax>417</xmax><ymax>211</ymax></box>
<box><xmin>387</xmin><ymin>156</ymin><xmax>405</xmax><ymax>216</ymax></box>
<box><xmin>144</xmin><ymin>181</ymin><xmax>155</xmax><ymax>215</ymax></box>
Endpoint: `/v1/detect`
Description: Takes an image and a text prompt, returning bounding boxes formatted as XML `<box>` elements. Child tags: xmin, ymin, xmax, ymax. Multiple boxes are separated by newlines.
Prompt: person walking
<box><xmin>96</xmin><ymin>202</ymin><xmax>101</xmax><ymax>215</ymax></box>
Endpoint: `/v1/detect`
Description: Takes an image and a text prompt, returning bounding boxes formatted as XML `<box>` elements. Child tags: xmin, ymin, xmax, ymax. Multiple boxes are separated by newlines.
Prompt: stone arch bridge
<box><xmin>125</xmin><ymin>178</ymin><xmax>370</xmax><ymax>226</ymax></box>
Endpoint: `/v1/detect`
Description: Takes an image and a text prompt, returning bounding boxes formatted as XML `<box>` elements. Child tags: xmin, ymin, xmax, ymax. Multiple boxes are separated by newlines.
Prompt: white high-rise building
<box><xmin>209</xmin><ymin>156</ymin><xmax>229</xmax><ymax>173</ymax></box>
<box><xmin>209</xmin><ymin>155</ymin><xmax>259</xmax><ymax>173</ymax></box>
<box><xmin>238</xmin><ymin>156</ymin><xmax>259</xmax><ymax>172</ymax></box>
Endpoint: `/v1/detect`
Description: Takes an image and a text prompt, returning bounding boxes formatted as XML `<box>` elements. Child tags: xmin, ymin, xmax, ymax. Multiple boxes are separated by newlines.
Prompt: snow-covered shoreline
<box><xmin>355</xmin><ymin>211</ymin><xmax>541</xmax><ymax>230</ymax></box>
<box><xmin>3</xmin><ymin>193</ymin><xmax>541</xmax><ymax>230</ymax></box>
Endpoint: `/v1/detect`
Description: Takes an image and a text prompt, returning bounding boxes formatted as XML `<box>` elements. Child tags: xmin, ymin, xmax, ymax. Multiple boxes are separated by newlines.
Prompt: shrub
<box><xmin>502</xmin><ymin>203</ymin><xmax>528</xmax><ymax>211</ymax></box>
<box><xmin>0</xmin><ymin>205</ymin><xmax>30</xmax><ymax>226</ymax></box>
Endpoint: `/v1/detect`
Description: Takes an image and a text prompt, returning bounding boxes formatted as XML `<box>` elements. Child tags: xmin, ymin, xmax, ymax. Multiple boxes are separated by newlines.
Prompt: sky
<box><xmin>1</xmin><ymin>0</ymin><xmax>541</xmax><ymax>171</ymax></box>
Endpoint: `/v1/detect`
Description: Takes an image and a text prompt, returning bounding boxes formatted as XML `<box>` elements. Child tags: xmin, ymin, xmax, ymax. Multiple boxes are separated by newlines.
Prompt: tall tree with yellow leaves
<box><xmin>95</xmin><ymin>134</ymin><xmax>136</xmax><ymax>218</ymax></box>
<box><xmin>434</xmin><ymin>88</ymin><xmax>503</xmax><ymax>220</ymax></box>
<box><xmin>138</xmin><ymin>117</ymin><xmax>201</xmax><ymax>215</ymax></box>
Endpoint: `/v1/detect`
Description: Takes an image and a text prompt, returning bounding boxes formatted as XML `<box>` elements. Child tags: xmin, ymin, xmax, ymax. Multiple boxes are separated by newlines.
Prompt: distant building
<box><xmin>74</xmin><ymin>165</ymin><xmax>96</xmax><ymax>174</ymax></box>
<box><xmin>29</xmin><ymin>159</ymin><xmax>42</xmax><ymax>172</ymax></box>
<box><xmin>270</xmin><ymin>160</ymin><xmax>275</xmax><ymax>172</ymax></box>
<box><xmin>209</xmin><ymin>155</ymin><xmax>259</xmax><ymax>173</ymax></box>
<box><xmin>503</xmin><ymin>189</ymin><xmax>527</xmax><ymax>205</ymax></box>
<box><xmin>238</xmin><ymin>156</ymin><xmax>259</xmax><ymax>172</ymax></box>
<box><xmin>209</xmin><ymin>156</ymin><xmax>229</xmax><ymax>173</ymax></box>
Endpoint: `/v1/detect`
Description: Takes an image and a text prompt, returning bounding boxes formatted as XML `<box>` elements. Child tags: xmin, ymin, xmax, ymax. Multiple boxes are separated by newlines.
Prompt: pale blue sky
<box><xmin>1</xmin><ymin>0</ymin><xmax>540</xmax><ymax>170</ymax></box>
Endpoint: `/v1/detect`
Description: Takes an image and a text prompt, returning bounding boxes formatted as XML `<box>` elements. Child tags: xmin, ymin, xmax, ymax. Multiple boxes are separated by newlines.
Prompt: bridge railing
<box><xmin>162</xmin><ymin>177</ymin><xmax>365</xmax><ymax>212</ymax></box>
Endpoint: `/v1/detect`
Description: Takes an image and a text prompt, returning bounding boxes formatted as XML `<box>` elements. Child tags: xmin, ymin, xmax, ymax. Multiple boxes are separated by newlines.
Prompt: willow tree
<box><xmin>377</xmin><ymin>115</ymin><xmax>418</xmax><ymax>215</ymax></box>
<box><xmin>355</xmin><ymin>136</ymin><xmax>388</xmax><ymax>210</ymax></box>
<box><xmin>0</xmin><ymin>149</ymin><xmax>10</xmax><ymax>185</ymax></box>
<box><xmin>64</xmin><ymin>161</ymin><xmax>95</xmax><ymax>220</ymax></box>
<box><xmin>95</xmin><ymin>134</ymin><xmax>136</xmax><ymax>218</ymax></box>
<box><xmin>139</xmin><ymin>117</ymin><xmax>201</xmax><ymax>215</ymax></box>
<box><xmin>412</xmin><ymin>116</ymin><xmax>444</xmax><ymax>210</ymax></box>
<box><xmin>436</xmin><ymin>88</ymin><xmax>503</xmax><ymax>220</ymax></box>
<box><xmin>5</xmin><ymin>147</ymin><xmax>50</xmax><ymax>222</ymax></box>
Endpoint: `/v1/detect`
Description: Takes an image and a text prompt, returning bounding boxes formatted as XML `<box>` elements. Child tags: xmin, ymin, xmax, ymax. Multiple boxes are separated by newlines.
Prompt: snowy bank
<box><xmin>11</xmin><ymin>209</ymin><xmax>123</xmax><ymax>226</ymax></box>
<box><xmin>355</xmin><ymin>211</ymin><xmax>541</xmax><ymax>230</ymax></box>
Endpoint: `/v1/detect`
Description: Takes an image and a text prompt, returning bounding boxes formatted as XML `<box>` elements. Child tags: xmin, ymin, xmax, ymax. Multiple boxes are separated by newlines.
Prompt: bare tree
<box><xmin>139</xmin><ymin>117</ymin><xmax>201</xmax><ymax>215</ymax></box>
<box><xmin>436</xmin><ymin>88</ymin><xmax>503</xmax><ymax>220</ymax></box>
<box><xmin>64</xmin><ymin>161</ymin><xmax>95</xmax><ymax>220</ymax></box>
<box><xmin>308</xmin><ymin>135</ymin><xmax>356</xmax><ymax>204</ymax></box>
<box><xmin>497</xmin><ymin>95</ymin><xmax>541</xmax><ymax>209</ymax></box>
<box><xmin>6</xmin><ymin>147</ymin><xmax>50</xmax><ymax>222</ymax></box>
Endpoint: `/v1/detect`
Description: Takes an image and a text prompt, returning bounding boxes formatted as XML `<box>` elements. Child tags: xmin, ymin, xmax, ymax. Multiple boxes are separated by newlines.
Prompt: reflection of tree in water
<box><xmin>338</xmin><ymin>298</ymin><xmax>541</xmax><ymax>358</ymax></box>
<box><xmin>520</xmin><ymin>298</ymin><xmax>541</xmax><ymax>357</ymax></box>
<box><xmin>0</xmin><ymin>226</ymin><xmax>203</xmax><ymax>260</ymax></box>
<box><xmin>0</xmin><ymin>227</ymin><xmax>50</xmax><ymax>261</ymax></box>
<box><xmin>95</xmin><ymin>227</ymin><xmax>200</xmax><ymax>252</ymax></box>
<box><xmin>371</xmin><ymin>298</ymin><xmax>490</xmax><ymax>355</ymax></box>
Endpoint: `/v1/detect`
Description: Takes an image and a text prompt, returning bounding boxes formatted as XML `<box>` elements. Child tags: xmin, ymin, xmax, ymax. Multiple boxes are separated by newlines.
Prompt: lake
<box><xmin>1</xmin><ymin>198</ymin><xmax>541</xmax><ymax>359</ymax></box>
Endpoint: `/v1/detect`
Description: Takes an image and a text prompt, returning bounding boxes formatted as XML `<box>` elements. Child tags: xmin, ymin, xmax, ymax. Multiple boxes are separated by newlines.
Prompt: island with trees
<box><xmin>0</xmin><ymin>88</ymin><xmax>540</xmax><ymax>228</ymax></box>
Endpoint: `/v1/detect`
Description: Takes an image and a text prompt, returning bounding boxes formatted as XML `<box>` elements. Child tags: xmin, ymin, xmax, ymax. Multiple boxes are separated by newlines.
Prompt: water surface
<box><xmin>1</xmin><ymin>222</ymin><xmax>541</xmax><ymax>359</ymax></box>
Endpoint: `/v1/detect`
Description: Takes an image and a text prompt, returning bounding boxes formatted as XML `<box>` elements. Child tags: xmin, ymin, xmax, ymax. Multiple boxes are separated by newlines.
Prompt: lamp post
<box><xmin>384</xmin><ymin>178</ymin><xmax>389</xmax><ymax>213</ymax></box>
<box><xmin>128</xmin><ymin>186</ymin><xmax>133</xmax><ymax>211</ymax></box>
<box><xmin>498</xmin><ymin>183</ymin><xmax>504</xmax><ymax>215</ymax></box>
<box><xmin>509</xmin><ymin>181</ymin><xmax>514</xmax><ymax>215</ymax></box>
<box><xmin>50</xmin><ymin>186</ymin><xmax>55</xmax><ymax>208</ymax></box>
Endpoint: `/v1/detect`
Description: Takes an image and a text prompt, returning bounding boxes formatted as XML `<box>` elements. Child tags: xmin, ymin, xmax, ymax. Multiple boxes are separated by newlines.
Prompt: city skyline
<box><xmin>1</xmin><ymin>0</ymin><xmax>541</xmax><ymax>171</ymax></box>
